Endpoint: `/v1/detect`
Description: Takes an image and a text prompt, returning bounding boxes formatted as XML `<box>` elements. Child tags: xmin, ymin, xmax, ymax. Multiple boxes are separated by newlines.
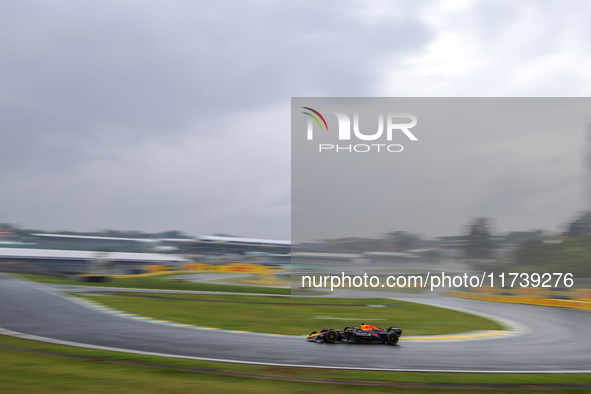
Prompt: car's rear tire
<box><xmin>386</xmin><ymin>331</ymin><xmax>399</xmax><ymax>345</ymax></box>
<box><xmin>324</xmin><ymin>330</ymin><xmax>338</xmax><ymax>343</ymax></box>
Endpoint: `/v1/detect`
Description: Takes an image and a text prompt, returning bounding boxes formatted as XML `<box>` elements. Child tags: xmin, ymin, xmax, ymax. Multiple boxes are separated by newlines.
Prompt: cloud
<box><xmin>2</xmin><ymin>0</ymin><xmax>591</xmax><ymax>239</ymax></box>
<box><xmin>0</xmin><ymin>1</ymin><xmax>432</xmax><ymax>237</ymax></box>
<box><xmin>375</xmin><ymin>0</ymin><xmax>591</xmax><ymax>96</ymax></box>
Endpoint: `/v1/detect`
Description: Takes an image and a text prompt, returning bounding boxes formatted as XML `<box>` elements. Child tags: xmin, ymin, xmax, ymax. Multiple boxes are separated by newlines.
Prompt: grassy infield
<box><xmin>77</xmin><ymin>292</ymin><xmax>503</xmax><ymax>336</ymax></box>
<box><xmin>2</xmin><ymin>273</ymin><xmax>590</xmax><ymax>393</ymax></box>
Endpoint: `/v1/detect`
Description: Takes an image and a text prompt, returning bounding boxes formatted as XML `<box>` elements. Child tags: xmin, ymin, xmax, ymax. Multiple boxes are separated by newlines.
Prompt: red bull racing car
<box><xmin>307</xmin><ymin>323</ymin><xmax>402</xmax><ymax>345</ymax></box>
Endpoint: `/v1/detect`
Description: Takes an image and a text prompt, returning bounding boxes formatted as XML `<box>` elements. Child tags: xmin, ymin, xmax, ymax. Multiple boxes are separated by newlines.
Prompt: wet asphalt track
<box><xmin>1</xmin><ymin>274</ymin><xmax>591</xmax><ymax>372</ymax></box>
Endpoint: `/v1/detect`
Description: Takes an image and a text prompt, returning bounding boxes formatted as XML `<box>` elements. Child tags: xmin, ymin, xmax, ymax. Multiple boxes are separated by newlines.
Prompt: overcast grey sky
<box><xmin>2</xmin><ymin>1</ymin><xmax>591</xmax><ymax>239</ymax></box>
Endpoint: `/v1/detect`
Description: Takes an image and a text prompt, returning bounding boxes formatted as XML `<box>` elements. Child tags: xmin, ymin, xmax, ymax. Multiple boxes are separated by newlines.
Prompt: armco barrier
<box><xmin>446</xmin><ymin>290</ymin><xmax>591</xmax><ymax>311</ymax></box>
<box><xmin>180</xmin><ymin>263</ymin><xmax>271</xmax><ymax>274</ymax></box>
<box><xmin>111</xmin><ymin>264</ymin><xmax>275</xmax><ymax>278</ymax></box>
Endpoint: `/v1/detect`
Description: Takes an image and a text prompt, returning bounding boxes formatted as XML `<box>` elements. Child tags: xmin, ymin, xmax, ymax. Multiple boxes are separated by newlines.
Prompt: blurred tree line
<box><xmin>513</xmin><ymin>237</ymin><xmax>591</xmax><ymax>276</ymax></box>
<box><xmin>463</xmin><ymin>216</ymin><xmax>591</xmax><ymax>276</ymax></box>
<box><xmin>512</xmin><ymin>212</ymin><xmax>591</xmax><ymax>276</ymax></box>
<box><xmin>465</xmin><ymin>218</ymin><xmax>495</xmax><ymax>260</ymax></box>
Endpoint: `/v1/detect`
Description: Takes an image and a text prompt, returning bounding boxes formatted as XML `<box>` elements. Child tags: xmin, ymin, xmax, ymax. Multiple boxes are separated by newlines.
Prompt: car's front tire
<box><xmin>324</xmin><ymin>330</ymin><xmax>338</xmax><ymax>343</ymax></box>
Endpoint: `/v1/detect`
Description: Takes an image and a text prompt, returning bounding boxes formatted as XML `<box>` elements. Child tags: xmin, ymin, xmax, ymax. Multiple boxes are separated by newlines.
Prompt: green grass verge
<box><xmin>74</xmin><ymin>293</ymin><xmax>503</xmax><ymax>336</ymax></box>
<box><xmin>1</xmin><ymin>335</ymin><xmax>590</xmax><ymax>393</ymax></box>
<box><xmin>12</xmin><ymin>273</ymin><xmax>325</xmax><ymax>295</ymax></box>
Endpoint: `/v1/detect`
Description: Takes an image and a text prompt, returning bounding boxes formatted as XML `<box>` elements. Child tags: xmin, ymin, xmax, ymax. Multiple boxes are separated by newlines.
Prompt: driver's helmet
<box><xmin>360</xmin><ymin>323</ymin><xmax>379</xmax><ymax>331</ymax></box>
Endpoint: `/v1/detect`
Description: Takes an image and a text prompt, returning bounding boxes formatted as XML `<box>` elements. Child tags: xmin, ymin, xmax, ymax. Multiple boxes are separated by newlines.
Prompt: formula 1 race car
<box><xmin>307</xmin><ymin>323</ymin><xmax>402</xmax><ymax>345</ymax></box>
